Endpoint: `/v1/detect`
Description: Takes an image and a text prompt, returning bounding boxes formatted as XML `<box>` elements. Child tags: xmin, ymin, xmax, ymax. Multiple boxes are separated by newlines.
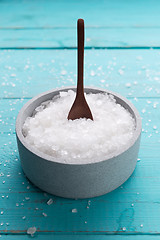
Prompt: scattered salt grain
<box><xmin>100</xmin><ymin>79</ymin><xmax>105</xmax><ymax>83</ymax></box>
<box><xmin>131</xmin><ymin>203</ymin><xmax>134</xmax><ymax>207</ymax></box>
<box><xmin>61</xmin><ymin>70</ymin><xmax>67</xmax><ymax>75</ymax></box>
<box><xmin>0</xmin><ymin>211</ymin><xmax>3</xmax><ymax>215</ymax></box>
<box><xmin>25</xmin><ymin>197</ymin><xmax>30</xmax><ymax>201</ymax></box>
<box><xmin>24</xmin><ymin>65</ymin><xmax>29</xmax><ymax>70</ymax></box>
<box><xmin>27</xmin><ymin>227</ymin><xmax>37</xmax><ymax>235</ymax></box>
<box><xmin>118</xmin><ymin>69</ymin><xmax>124</xmax><ymax>75</ymax></box>
<box><xmin>10</xmin><ymin>73</ymin><xmax>16</xmax><ymax>77</ymax></box>
<box><xmin>122</xmin><ymin>227</ymin><xmax>126</xmax><ymax>231</ymax></box>
<box><xmin>136</xmin><ymin>56</ymin><xmax>143</xmax><ymax>60</ymax></box>
<box><xmin>22</xmin><ymin>216</ymin><xmax>26</xmax><ymax>220</ymax></box>
<box><xmin>90</xmin><ymin>70</ymin><xmax>95</xmax><ymax>76</ymax></box>
<box><xmin>42</xmin><ymin>212</ymin><xmax>47</xmax><ymax>217</ymax></box>
<box><xmin>22</xmin><ymin>91</ymin><xmax>135</xmax><ymax>164</ymax></box>
<box><xmin>47</xmin><ymin>198</ymin><xmax>53</xmax><ymax>205</ymax></box>
<box><xmin>125</xmin><ymin>83</ymin><xmax>131</xmax><ymax>88</ymax></box>
<box><xmin>72</xmin><ymin>208</ymin><xmax>77</xmax><ymax>213</ymax></box>
<box><xmin>140</xmin><ymin>224</ymin><xmax>143</xmax><ymax>228</ymax></box>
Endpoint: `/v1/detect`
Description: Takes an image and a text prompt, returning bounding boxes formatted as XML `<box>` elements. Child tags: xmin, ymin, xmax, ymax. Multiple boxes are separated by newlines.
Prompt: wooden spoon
<box><xmin>68</xmin><ymin>19</ymin><xmax>93</xmax><ymax>121</ymax></box>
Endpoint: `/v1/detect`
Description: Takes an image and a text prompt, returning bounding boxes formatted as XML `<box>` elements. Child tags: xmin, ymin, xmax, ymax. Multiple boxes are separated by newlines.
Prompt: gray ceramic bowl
<box><xmin>16</xmin><ymin>87</ymin><xmax>141</xmax><ymax>199</ymax></box>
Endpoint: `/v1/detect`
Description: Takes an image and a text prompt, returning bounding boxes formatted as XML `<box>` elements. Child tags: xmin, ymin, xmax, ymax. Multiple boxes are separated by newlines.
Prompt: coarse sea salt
<box><xmin>22</xmin><ymin>90</ymin><xmax>135</xmax><ymax>164</ymax></box>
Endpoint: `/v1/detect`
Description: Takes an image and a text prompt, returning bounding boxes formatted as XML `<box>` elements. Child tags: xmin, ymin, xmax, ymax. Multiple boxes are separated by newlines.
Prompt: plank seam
<box><xmin>1</xmin><ymin>232</ymin><xmax>160</xmax><ymax>235</ymax></box>
<box><xmin>0</xmin><ymin>46</ymin><xmax>160</xmax><ymax>50</ymax></box>
<box><xmin>1</xmin><ymin>26</ymin><xmax>160</xmax><ymax>30</ymax></box>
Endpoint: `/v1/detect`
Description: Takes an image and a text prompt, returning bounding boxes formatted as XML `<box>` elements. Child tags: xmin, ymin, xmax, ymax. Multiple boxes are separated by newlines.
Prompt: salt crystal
<box><xmin>25</xmin><ymin>197</ymin><xmax>30</xmax><ymax>201</ymax></box>
<box><xmin>27</xmin><ymin>227</ymin><xmax>37</xmax><ymax>235</ymax></box>
<box><xmin>131</xmin><ymin>203</ymin><xmax>134</xmax><ymax>207</ymax></box>
<box><xmin>140</xmin><ymin>224</ymin><xmax>143</xmax><ymax>228</ymax></box>
<box><xmin>125</xmin><ymin>83</ymin><xmax>131</xmax><ymax>88</ymax></box>
<box><xmin>42</xmin><ymin>212</ymin><xmax>47</xmax><ymax>217</ymax></box>
<box><xmin>72</xmin><ymin>208</ymin><xmax>77</xmax><ymax>213</ymax></box>
<box><xmin>84</xmin><ymin>221</ymin><xmax>87</xmax><ymax>224</ymax></box>
<box><xmin>24</xmin><ymin>65</ymin><xmax>29</xmax><ymax>70</ymax></box>
<box><xmin>61</xmin><ymin>70</ymin><xmax>67</xmax><ymax>75</ymax></box>
<box><xmin>153</xmin><ymin>126</ymin><xmax>157</xmax><ymax>130</ymax></box>
<box><xmin>90</xmin><ymin>70</ymin><xmax>95</xmax><ymax>76</ymax></box>
<box><xmin>0</xmin><ymin>211</ymin><xmax>3</xmax><ymax>215</ymax></box>
<box><xmin>122</xmin><ymin>227</ymin><xmax>126</xmax><ymax>231</ymax></box>
<box><xmin>22</xmin><ymin>91</ymin><xmax>135</xmax><ymax>164</ymax></box>
<box><xmin>100</xmin><ymin>79</ymin><xmax>105</xmax><ymax>83</ymax></box>
<box><xmin>136</xmin><ymin>56</ymin><xmax>143</xmax><ymax>60</ymax></box>
<box><xmin>47</xmin><ymin>198</ymin><xmax>53</xmax><ymax>205</ymax></box>
<box><xmin>118</xmin><ymin>69</ymin><xmax>124</xmax><ymax>75</ymax></box>
<box><xmin>22</xmin><ymin>216</ymin><xmax>26</xmax><ymax>220</ymax></box>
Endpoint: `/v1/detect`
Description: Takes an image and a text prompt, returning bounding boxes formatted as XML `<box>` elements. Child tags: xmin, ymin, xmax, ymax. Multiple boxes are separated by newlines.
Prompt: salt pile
<box><xmin>22</xmin><ymin>90</ymin><xmax>135</xmax><ymax>164</ymax></box>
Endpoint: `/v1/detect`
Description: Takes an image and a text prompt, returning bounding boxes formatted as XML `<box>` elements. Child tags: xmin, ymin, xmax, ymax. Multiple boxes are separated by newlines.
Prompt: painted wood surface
<box><xmin>1</xmin><ymin>0</ymin><xmax>160</xmax><ymax>28</ymax></box>
<box><xmin>0</xmin><ymin>50</ymin><xmax>160</xmax><ymax>99</ymax></box>
<box><xmin>2</xmin><ymin>236</ymin><xmax>160</xmax><ymax>240</ymax></box>
<box><xmin>0</xmin><ymin>0</ymin><xmax>160</xmax><ymax>239</ymax></box>
<box><xmin>2</xmin><ymin>28</ymin><xmax>160</xmax><ymax>48</ymax></box>
<box><xmin>1</xmin><ymin>0</ymin><xmax>160</xmax><ymax>48</ymax></box>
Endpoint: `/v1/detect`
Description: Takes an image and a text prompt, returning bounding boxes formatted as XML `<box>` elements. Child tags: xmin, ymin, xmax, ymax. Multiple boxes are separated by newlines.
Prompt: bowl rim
<box><xmin>16</xmin><ymin>86</ymin><xmax>142</xmax><ymax>166</ymax></box>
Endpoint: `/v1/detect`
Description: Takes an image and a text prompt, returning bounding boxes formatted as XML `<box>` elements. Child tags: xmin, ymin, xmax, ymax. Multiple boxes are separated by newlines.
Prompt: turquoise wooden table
<box><xmin>1</xmin><ymin>0</ymin><xmax>160</xmax><ymax>239</ymax></box>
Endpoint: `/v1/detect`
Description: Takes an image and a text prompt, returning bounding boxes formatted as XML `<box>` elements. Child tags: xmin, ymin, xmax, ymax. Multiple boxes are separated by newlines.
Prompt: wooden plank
<box><xmin>0</xmin><ymin>97</ymin><xmax>160</xmax><ymax>233</ymax></box>
<box><xmin>1</xmin><ymin>235</ymin><xmax>160</xmax><ymax>240</ymax></box>
<box><xmin>1</xmin><ymin>49</ymin><xmax>160</xmax><ymax>99</ymax></box>
<box><xmin>1</xmin><ymin>0</ymin><xmax>160</xmax><ymax>28</ymax></box>
<box><xmin>2</xmin><ymin>28</ymin><xmax>160</xmax><ymax>48</ymax></box>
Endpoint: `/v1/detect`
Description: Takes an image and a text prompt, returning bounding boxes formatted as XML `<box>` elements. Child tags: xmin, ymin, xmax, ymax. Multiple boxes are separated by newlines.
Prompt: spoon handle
<box><xmin>77</xmin><ymin>19</ymin><xmax>84</xmax><ymax>97</ymax></box>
